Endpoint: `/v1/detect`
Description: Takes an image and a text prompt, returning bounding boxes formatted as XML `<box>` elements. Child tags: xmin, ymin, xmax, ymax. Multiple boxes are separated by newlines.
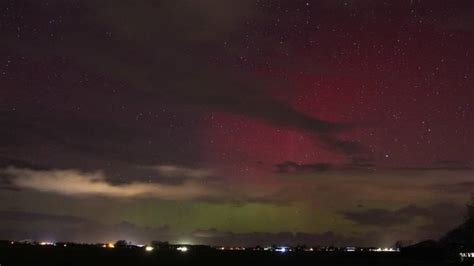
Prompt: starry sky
<box><xmin>0</xmin><ymin>0</ymin><xmax>473</xmax><ymax>247</ymax></box>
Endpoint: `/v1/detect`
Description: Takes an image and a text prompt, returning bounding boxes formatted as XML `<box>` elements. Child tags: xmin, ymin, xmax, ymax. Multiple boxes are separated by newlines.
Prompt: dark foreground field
<box><xmin>0</xmin><ymin>245</ymin><xmax>467</xmax><ymax>266</ymax></box>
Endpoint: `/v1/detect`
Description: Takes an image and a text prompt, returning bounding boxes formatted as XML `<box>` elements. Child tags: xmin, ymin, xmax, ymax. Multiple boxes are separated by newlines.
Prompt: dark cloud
<box><xmin>275</xmin><ymin>161</ymin><xmax>332</xmax><ymax>174</ymax></box>
<box><xmin>394</xmin><ymin>160</ymin><xmax>474</xmax><ymax>171</ymax></box>
<box><xmin>343</xmin><ymin>206</ymin><xmax>419</xmax><ymax>227</ymax></box>
<box><xmin>1</xmin><ymin>210</ymin><xmax>87</xmax><ymax>224</ymax></box>
<box><xmin>0</xmin><ymin>156</ymin><xmax>41</xmax><ymax>169</ymax></box>
<box><xmin>0</xmin><ymin>155</ymin><xmax>33</xmax><ymax>182</ymax></box>
<box><xmin>0</xmin><ymin>156</ymin><xmax>44</xmax><ymax>191</ymax></box>
<box><xmin>274</xmin><ymin>159</ymin><xmax>474</xmax><ymax>176</ymax></box>
<box><xmin>191</xmin><ymin>229</ymin><xmax>359</xmax><ymax>247</ymax></box>
<box><xmin>0</xmin><ymin>210</ymin><xmax>359</xmax><ymax>246</ymax></box>
<box><xmin>274</xmin><ymin>158</ymin><xmax>374</xmax><ymax>174</ymax></box>
<box><xmin>318</xmin><ymin>135</ymin><xmax>366</xmax><ymax>155</ymax></box>
<box><xmin>432</xmin><ymin>182</ymin><xmax>474</xmax><ymax>194</ymax></box>
<box><xmin>1</xmin><ymin>0</ymin><xmax>355</xmax><ymax>161</ymax></box>
<box><xmin>0</xmin><ymin>105</ymin><xmax>204</xmax><ymax>181</ymax></box>
<box><xmin>341</xmin><ymin>203</ymin><xmax>465</xmax><ymax>231</ymax></box>
<box><xmin>0</xmin><ymin>210</ymin><xmax>170</xmax><ymax>244</ymax></box>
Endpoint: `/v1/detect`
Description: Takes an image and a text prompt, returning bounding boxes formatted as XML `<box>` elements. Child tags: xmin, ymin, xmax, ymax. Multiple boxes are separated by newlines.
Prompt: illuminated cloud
<box><xmin>3</xmin><ymin>167</ymin><xmax>218</xmax><ymax>200</ymax></box>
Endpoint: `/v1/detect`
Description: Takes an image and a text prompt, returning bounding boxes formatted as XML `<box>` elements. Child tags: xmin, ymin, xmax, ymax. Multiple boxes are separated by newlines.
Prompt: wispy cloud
<box><xmin>149</xmin><ymin>165</ymin><xmax>214</xmax><ymax>179</ymax></box>
<box><xmin>274</xmin><ymin>158</ymin><xmax>375</xmax><ymax>175</ymax></box>
<box><xmin>275</xmin><ymin>161</ymin><xmax>332</xmax><ymax>174</ymax></box>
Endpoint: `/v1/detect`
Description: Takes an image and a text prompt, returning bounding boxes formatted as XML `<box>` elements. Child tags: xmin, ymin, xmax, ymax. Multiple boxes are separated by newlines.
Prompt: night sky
<box><xmin>0</xmin><ymin>0</ymin><xmax>473</xmax><ymax>247</ymax></box>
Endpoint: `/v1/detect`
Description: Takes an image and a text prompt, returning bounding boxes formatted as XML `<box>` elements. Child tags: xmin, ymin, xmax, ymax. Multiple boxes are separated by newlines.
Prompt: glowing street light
<box><xmin>145</xmin><ymin>246</ymin><xmax>154</xmax><ymax>252</ymax></box>
<box><xmin>177</xmin><ymin>246</ymin><xmax>188</xmax><ymax>252</ymax></box>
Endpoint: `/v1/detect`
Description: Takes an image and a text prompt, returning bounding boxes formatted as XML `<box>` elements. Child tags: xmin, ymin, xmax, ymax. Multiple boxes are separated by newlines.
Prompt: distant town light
<box><xmin>145</xmin><ymin>246</ymin><xmax>154</xmax><ymax>252</ymax></box>
<box><xmin>275</xmin><ymin>247</ymin><xmax>287</xmax><ymax>253</ymax></box>
<box><xmin>107</xmin><ymin>243</ymin><xmax>115</xmax><ymax>249</ymax></box>
<box><xmin>460</xmin><ymin>252</ymin><xmax>474</xmax><ymax>258</ymax></box>
<box><xmin>177</xmin><ymin>246</ymin><xmax>188</xmax><ymax>252</ymax></box>
<box><xmin>371</xmin><ymin>247</ymin><xmax>399</xmax><ymax>252</ymax></box>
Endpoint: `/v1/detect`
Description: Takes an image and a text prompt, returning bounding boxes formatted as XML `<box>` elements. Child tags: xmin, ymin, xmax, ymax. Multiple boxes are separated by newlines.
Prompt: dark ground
<box><xmin>0</xmin><ymin>245</ymin><xmax>469</xmax><ymax>266</ymax></box>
